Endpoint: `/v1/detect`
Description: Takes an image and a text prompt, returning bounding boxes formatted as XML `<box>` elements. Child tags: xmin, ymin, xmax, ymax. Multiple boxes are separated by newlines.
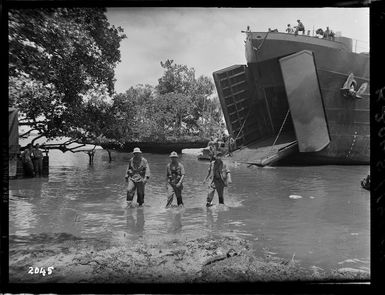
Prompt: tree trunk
<box><xmin>107</xmin><ymin>149</ymin><xmax>112</xmax><ymax>162</ymax></box>
<box><xmin>31</xmin><ymin>133</ymin><xmax>45</xmax><ymax>146</ymax></box>
<box><xmin>88</xmin><ymin>151</ymin><xmax>95</xmax><ymax>165</ymax></box>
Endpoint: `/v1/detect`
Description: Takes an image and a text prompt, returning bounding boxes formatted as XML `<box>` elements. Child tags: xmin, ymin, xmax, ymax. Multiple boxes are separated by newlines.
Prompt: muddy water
<box><xmin>9</xmin><ymin>149</ymin><xmax>370</xmax><ymax>272</ymax></box>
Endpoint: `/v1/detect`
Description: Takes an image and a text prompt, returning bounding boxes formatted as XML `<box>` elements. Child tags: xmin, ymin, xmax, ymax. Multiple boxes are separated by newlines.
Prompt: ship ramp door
<box><xmin>279</xmin><ymin>50</ymin><xmax>330</xmax><ymax>152</ymax></box>
<box><xmin>229</xmin><ymin>136</ymin><xmax>298</xmax><ymax>166</ymax></box>
<box><xmin>229</xmin><ymin>50</ymin><xmax>330</xmax><ymax>166</ymax></box>
<box><xmin>213</xmin><ymin>65</ymin><xmax>272</xmax><ymax>148</ymax></box>
<box><xmin>213</xmin><ymin>64</ymin><xmax>298</xmax><ymax>166</ymax></box>
<box><xmin>213</xmin><ymin>51</ymin><xmax>330</xmax><ymax>166</ymax></box>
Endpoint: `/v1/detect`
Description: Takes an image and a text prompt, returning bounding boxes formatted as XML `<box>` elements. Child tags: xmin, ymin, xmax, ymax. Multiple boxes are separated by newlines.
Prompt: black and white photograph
<box><xmin>6</xmin><ymin>5</ymin><xmax>372</xmax><ymax>286</ymax></box>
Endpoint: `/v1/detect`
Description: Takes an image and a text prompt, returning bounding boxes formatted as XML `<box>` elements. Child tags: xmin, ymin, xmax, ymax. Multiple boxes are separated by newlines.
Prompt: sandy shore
<box><xmin>9</xmin><ymin>234</ymin><xmax>369</xmax><ymax>283</ymax></box>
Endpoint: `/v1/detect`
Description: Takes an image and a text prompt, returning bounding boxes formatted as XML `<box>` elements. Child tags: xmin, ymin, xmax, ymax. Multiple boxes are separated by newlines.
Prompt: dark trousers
<box><xmin>127</xmin><ymin>180</ymin><xmax>145</xmax><ymax>205</ymax></box>
<box><xmin>166</xmin><ymin>183</ymin><xmax>183</xmax><ymax>207</ymax></box>
<box><xmin>295</xmin><ymin>27</ymin><xmax>305</xmax><ymax>35</ymax></box>
<box><xmin>23</xmin><ymin>161</ymin><xmax>35</xmax><ymax>177</ymax></box>
<box><xmin>33</xmin><ymin>158</ymin><xmax>43</xmax><ymax>176</ymax></box>
<box><xmin>207</xmin><ymin>178</ymin><xmax>225</xmax><ymax>204</ymax></box>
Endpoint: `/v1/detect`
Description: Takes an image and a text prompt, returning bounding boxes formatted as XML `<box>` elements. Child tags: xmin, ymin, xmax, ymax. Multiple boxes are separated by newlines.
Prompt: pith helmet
<box><xmin>133</xmin><ymin>147</ymin><xmax>142</xmax><ymax>154</ymax></box>
<box><xmin>169</xmin><ymin>151</ymin><xmax>178</xmax><ymax>158</ymax></box>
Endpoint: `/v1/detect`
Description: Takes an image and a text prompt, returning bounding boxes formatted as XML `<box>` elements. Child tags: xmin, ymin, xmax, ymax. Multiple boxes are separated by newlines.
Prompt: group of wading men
<box><xmin>125</xmin><ymin>147</ymin><xmax>232</xmax><ymax>208</ymax></box>
<box><xmin>20</xmin><ymin>143</ymin><xmax>45</xmax><ymax>177</ymax></box>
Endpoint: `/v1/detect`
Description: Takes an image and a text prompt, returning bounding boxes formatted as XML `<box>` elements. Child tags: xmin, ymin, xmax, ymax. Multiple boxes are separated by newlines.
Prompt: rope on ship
<box><xmin>317</xmin><ymin>68</ymin><xmax>369</xmax><ymax>82</ymax></box>
<box><xmin>270</xmin><ymin>109</ymin><xmax>290</xmax><ymax>152</ymax></box>
<box><xmin>253</xmin><ymin>31</ymin><xmax>270</xmax><ymax>55</ymax></box>
<box><xmin>234</xmin><ymin>114</ymin><xmax>249</xmax><ymax>141</ymax></box>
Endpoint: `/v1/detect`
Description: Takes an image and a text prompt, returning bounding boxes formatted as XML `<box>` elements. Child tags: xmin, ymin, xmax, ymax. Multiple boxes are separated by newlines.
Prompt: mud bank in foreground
<box><xmin>10</xmin><ymin>235</ymin><xmax>369</xmax><ymax>283</ymax></box>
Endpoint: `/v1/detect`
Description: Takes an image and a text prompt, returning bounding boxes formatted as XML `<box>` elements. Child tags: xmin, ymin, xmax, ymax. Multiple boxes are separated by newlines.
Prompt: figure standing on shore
<box><xmin>228</xmin><ymin>136</ymin><xmax>236</xmax><ymax>156</ymax></box>
<box><xmin>32</xmin><ymin>143</ymin><xmax>44</xmax><ymax>176</ymax></box>
<box><xmin>165</xmin><ymin>151</ymin><xmax>185</xmax><ymax>208</ymax></box>
<box><xmin>125</xmin><ymin>147</ymin><xmax>150</xmax><ymax>207</ymax></box>
<box><xmin>21</xmin><ymin>144</ymin><xmax>35</xmax><ymax>177</ymax></box>
<box><xmin>208</xmin><ymin>137</ymin><xmax>216</xmax><ymax>161</ymax></box>
<box><xmin>203</xmin><ymin>151</ymin><xmax>232</xmax><ymax>207</ymax></box>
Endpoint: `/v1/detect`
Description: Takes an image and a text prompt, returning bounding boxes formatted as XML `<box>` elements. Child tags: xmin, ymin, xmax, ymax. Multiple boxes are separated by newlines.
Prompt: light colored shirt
<box><xmin>166</xmin><ymin>162</ymin><xmax>185</xmax><ymax>184</ymax></box>
<box><xmin>33</xmin><ymin>148</ymin><xmax>44</xmax><ymax>159</ymax></box>
<box><xmin>126</xmin><ymin>157</ymin><xmax>150</xmax><ymax>182</ymax></box>
<box><xmin>207</xmin><ymin>159</ymin><xmax>230</xmax><ymax>184</ymax></box>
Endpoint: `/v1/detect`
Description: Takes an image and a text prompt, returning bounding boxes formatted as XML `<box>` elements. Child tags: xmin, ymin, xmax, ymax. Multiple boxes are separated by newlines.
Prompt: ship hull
<box><xmin>213</xmin><ymin>32</ymin><xmax>369</xmax><ymax>165</ymax></box>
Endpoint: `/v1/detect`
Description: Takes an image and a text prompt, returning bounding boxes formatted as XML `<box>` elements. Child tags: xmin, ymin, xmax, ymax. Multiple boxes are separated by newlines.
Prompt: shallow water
<box><xmin>9</xmin><ymin>149</ymin><xmax>370</xmax><ymax>272</ymax></box>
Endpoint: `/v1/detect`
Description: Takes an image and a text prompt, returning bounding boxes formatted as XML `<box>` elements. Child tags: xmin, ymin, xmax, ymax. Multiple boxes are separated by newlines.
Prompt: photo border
<box><xmin>1</xmin><ymin>0</ymin><xmax>383</xmax><ymax>293</ymax></box>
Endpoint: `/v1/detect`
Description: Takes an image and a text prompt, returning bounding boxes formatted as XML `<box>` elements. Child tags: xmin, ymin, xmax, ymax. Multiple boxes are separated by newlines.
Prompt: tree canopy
<box><xmin>9</xmin><ymin>8</ymin><xmax>224</xmax><ymax>151</ymax></box>
<box><xmin>9</xmin><ymin>7</ymin><xmax>126</xmax><ymax>145</ymax></box>
<box><xmin>108</xmin><ymin>59</ymin><xmax>223</xmax><ymax>144</ymax></box>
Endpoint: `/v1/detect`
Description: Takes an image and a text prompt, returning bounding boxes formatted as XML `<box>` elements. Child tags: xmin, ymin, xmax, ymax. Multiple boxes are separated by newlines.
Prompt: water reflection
<box><xmin>166</xmin><ymin>209</ymin><xmax>183</xmax><ymax>234</ymax></box>
<box><xmin>9</xmin><ymin>149</ymin><xmax>370</xmax><ymax>271</ymax></box>
<box><xmin>126</xmin><ymin>208</ymin><xmax>145</xmax><ymax>236</ymax></box>
<box><xmin>205</xmin><ymin>206</ymin><xmax>231</xmax><ymax>233</ymax></box>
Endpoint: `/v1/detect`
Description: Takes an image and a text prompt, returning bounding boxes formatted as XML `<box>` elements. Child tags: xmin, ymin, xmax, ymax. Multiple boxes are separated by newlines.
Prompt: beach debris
<box><xmin>203</xmin><ymin>248</ymin><xmax>239</xmax><ymax>266</ymax></box>
<box><xmin>289</xmin><ymin>252</ymin><xmax>296</xmax><ymax>266</ymax></box>
<box><xmin>289</xmin><ymin>195</ymin><xmax>302</xmax><ymax>199</ymax></box>
<box><xmin>337</xmin><ymin>267</ymin><xmax>369</xmax><ymax>274</ymax></box>
<box><xmin>227</xmin><ymin>248</ymin><xmax>238</xmax><ymax>257</ymax></box>
<box><xmin>310</xmin><ymin>265</ymin><xmax>324</xmax><ymax>271</ymax></box>
<box><xmin>337</xmin><ymin>258</ymin><xmax>368</xmax><ymax>265</ymax></box>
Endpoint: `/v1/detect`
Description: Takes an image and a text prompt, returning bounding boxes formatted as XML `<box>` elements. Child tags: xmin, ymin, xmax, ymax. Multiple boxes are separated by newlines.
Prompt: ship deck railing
<box><xmin>245</xmin><ymin>31</ymin><xmax>369</xmax><ymax>54</ymax></box>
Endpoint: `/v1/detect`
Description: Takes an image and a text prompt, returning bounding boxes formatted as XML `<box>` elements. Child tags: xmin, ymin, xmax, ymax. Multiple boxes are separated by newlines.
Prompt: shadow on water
<box><xmin>9</xmin><ymin>149</ymin><xmax>370</xmax><ymax>271</ymax></box>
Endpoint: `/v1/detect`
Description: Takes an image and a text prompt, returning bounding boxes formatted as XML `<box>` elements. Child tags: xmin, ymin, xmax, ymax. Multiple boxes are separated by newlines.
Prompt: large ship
<box><xmin>213</xmin><ymin>30</ymin><xmax>369</xmax><ymax>166</ymax></box>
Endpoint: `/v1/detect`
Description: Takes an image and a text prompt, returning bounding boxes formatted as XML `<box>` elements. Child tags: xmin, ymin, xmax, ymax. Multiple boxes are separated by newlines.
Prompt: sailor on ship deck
<box><xmin>286</xmin><ymin>24</ymin><xmax>294</xmax><ymax>34</ymax></box>
<box><xmin>294</xmin><ymin>19</ymin><xmax>305</xmax><ymax>35</ymax></box>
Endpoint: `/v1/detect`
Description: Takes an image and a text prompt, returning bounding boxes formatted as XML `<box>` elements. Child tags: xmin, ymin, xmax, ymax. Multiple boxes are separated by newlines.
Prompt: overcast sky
<box><xmin>106</xmin><ymin>7</ymin><xmax>369</xmax><ymax>94</ymax></box>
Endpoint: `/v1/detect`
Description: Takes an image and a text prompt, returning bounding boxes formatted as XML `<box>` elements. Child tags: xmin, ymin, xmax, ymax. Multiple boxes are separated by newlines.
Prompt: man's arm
<box><xmin>166</xmin><ymin>165</ymin><xmax>170</xmax><ymax>188</ymax></box>
<box><xmin>125</xmin><ymin>163</ymin><xmax>131</xmax><ymax>181</ymax></box>
<box><xmin>177</xmin><ymin>164</ymin><xmax>185</xmax><ymax>187</ymax></box>
<box><xmin>224</xmin><ymin>163</ymin><xmax>232</xmax><ymax>184</ymax></box>
<box><xmin>203</xmin><ymin>162</ymin><xmax>212</xmax><ymax>183</ymax></box>
<box><xmin>144</xmin><ymin>159</ymin><xmax>150</xmax><ymax>179</ymax></box>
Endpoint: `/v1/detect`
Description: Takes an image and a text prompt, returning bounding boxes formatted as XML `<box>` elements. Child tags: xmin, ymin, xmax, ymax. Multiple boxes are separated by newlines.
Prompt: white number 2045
<box><xmin>28</xmin><ymin>266</ymin><xmax>54</xmax><ymax>276</ymax></box>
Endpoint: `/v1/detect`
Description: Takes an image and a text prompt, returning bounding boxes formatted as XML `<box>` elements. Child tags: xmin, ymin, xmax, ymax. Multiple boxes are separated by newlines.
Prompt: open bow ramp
<box><xmin>214</xmin><ymin>50</ymin><xmax>330</xmax><ymax>166</ymax></box>
<box><xmin>229</xmin><ymin>133</ymin><xmax>298</xmax><ymax>166</ymax></box>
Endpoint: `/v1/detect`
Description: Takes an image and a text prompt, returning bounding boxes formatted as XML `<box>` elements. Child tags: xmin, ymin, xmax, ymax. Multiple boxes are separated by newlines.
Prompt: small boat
<box><xmin>197</xmin><ymin>144</ymin><xmax>229</xmax><ymax>161</ymax></box>
<box><xmin>197</xmin><ymin>147</ymin><xmax>212</xmax><ymax>160</ymax></box>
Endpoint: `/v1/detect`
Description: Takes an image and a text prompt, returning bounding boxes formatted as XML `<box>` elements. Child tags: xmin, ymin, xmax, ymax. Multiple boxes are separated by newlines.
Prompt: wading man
<box><xmin>32</xmin><ymin>143</ymin><xmax>44</xmax><ymax>176</ymax></box>
<box><xmin>203</xmin><ymin>151</ymin><xmax>232</xmax><ymax>207</ymax></box>
<box><xmin>228</xmin><ymin>136</ymin><xmax>236</xmax><ymax>157</ymax></box>
<box><xmin>21</xmin><ymin>144</ymin><xmax>35</xmax><ymax>177</ymax></box>
<box><xmin>125</xmin><ymin>147</ymin><xmax>150</xmax><ymax>207</ymax></box>
<box><xmin>165</xmin><ymin>151</ymin><xmax>185</xmax><ymax>208</ymax></box>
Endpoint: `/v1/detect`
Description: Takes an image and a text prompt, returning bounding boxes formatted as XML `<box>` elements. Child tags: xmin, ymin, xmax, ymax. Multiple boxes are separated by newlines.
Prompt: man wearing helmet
<box><xmin>165</xmin><ymin>151</ymin><xmax>185</xmax><ymax>208</ymax></box>
<box><xmin>125</xmin><ymin>147</ymin><xmax>150</xmax><ymax>207</ymax></box>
